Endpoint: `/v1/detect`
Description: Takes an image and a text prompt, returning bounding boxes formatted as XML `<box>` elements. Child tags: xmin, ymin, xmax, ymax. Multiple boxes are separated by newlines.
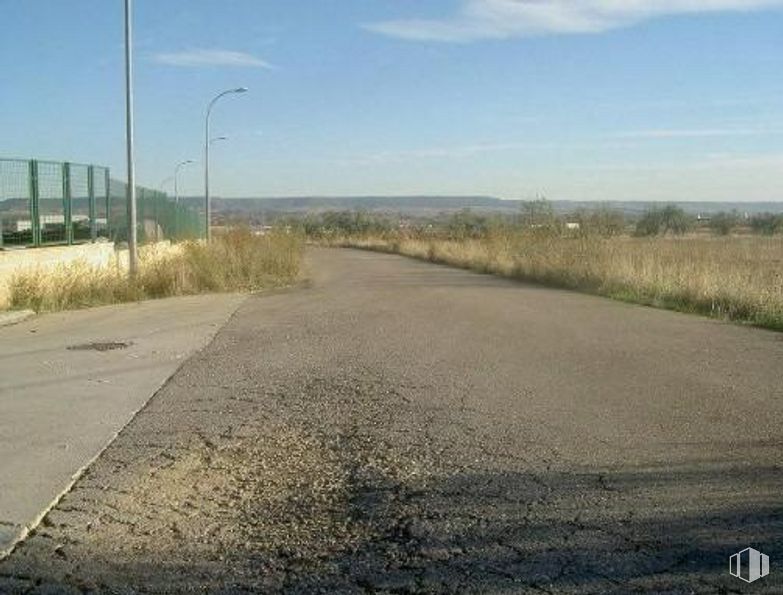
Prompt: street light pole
<box><xmin>174</xmin><ymin>159</ymin><xmax>195</xmax><ymax>205</ymax></box>
<box><xmin>204</xmin><ymin>88</ymin><xmax>247</xmax><ymax>241</ymax></box>
<box><xmin>124</xmin><ymin>0</ymin><xmax>138</xmax><ymax>275</ymax></box>
<box><xmin>173</xmin><ymin>160</ymin><xmax>193</xmax><ymax>243</ymax></box>
<box><xmin>158</xmin><ymin>176</ymin><xmax>174</xmax><ymax>193</ymax></box>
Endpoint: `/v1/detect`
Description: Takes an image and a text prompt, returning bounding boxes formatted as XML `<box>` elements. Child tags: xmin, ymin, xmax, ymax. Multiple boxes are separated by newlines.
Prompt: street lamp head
<box><xmin>205</xmin><ymin>86</ymin><xmax>248</xmax><ymax>241</ymax></box>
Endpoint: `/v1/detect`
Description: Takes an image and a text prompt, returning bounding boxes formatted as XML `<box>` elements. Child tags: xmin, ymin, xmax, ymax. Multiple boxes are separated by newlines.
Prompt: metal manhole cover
<box><xmin>67</xmin><ymin>341</ymin><xmax>133</xmax><ymax>352</ymax></box>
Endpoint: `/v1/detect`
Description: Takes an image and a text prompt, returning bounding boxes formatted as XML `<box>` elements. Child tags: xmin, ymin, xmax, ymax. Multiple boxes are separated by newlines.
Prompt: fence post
<box><xmin>154</xmin><ymin>191</ymin><xmax>160</xmax><ymax>242</ymax></box>
<box><xmin>88</xmin><ymin>166</ymin><xmax>97</xmax><ymax>242</ymax></box>
<box><xmin>63</xmin><ymin>162</ymin><xmax>73</xmax><ymax>245</ymax></box>
<box><xmin>173</xmin><ymin>199</ymin><xmax>179</xmax><ymax>241</ymax></box>
<box><xmin>29</xmin><ymin>160</ymin><xmax>41</xmax><ymax>247</ymax></box>
<box><xmin>137</xmin><ymin>187</ymin><xmax>144</xmax><ymax>243</ymax></box>
<box><xmin>105</xmin><ymin>168</ymin><xmax>111</xmax><ymax>241</ymax></box>
<box><xmin>0</xmin><ymin>169</ymin><xmax>3</xmax><ymax>246</ymax></box>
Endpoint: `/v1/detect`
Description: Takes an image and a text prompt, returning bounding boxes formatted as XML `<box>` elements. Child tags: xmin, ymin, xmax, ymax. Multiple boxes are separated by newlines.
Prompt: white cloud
<box><xmin>153</xmin><ymin>49</ymin><xmax>273</xmax><ymax>68</ymax></box>
<box><xmin>365</xmin><ymin>0</ymin><xmax>783</xmax><ymax>42</ymax></box>
<box><xmin>699</xmin><ymin>151</ymin><xmax>783</xmax><ymax>168</ymax></box>
<box><xmin>612</xmin><ymin>128</ymin><xmax>779</xmax><ymax>139</ymax></box>
<box><xmin>333</xmin><ymin>139</ymin><xmax>639</xmax><ymax>166</ymax></box>
<box><xmin>335</xmin><ymin>141</ymin><xmax>536</xmax><ymax>166</ymax></box>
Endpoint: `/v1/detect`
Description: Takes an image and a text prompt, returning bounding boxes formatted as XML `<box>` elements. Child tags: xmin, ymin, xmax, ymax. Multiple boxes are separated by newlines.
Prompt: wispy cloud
<box><xmin>583</xmin><ymin>151</ymin><xmax>783</xmax><ymax>172</ymax></box>
<box><xmin>365</xmin><ymin>0</ymin><xmax>783</xmax><ymax>42</ymax></box>
<box><xmin>612</xmin><ymin>128</ymin><xmax>780</xmax><ymax>139</ymax></box>
<box><xmin>152</xmin><ymin>49</ymin><xmax>273</xmax><ymax>68</ymax></box>
<box><xmin>700</xmin><ymin>152</ymin><xmax>783</xmax><ymax>168</ymax></box>
<box><xmin>333</xmin><ymin>139</ymin><xmax>638</xmax><ymax>166</ymax></box>
<box><xmin>335</xmin><ymin>141</ymin><xmax>535</xmax><ymax>166</ymax></box>
<box><xmin>395</xmin><ymin>141</ymin><xmax>534</xmax><ymax>158</ymax></box>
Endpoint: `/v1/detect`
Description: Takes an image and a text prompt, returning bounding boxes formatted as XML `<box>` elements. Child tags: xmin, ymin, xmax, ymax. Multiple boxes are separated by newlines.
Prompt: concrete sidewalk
<box><xmin>0</xmin><ymin>294</ymin><xmax>245</xmax><ymax>556</ymax></box>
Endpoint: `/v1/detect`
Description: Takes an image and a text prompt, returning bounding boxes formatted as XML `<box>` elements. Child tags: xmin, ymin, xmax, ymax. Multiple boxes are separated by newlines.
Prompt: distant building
<box><xmin>13</xmin><ymin>216</ymin><xmax>105</xmax><ymax>233</ymax></box>
<box><xmin>253</xmin><ymin>225</ymin><xmax>274</xmax><ymax>236</ymax></box>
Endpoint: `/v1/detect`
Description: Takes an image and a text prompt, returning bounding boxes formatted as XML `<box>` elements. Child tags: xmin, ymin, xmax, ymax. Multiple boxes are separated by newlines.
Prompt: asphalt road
<box><xmin>1</xmin><ymin>248</ymin><xmax>781</xmax><ymax>594</ymax></box>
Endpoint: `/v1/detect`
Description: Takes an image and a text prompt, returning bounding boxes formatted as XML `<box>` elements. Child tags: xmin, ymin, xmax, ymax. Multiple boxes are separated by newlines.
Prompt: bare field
<box><xmin>329</xmin><ymin>233</ymin><xmax>783</xmax><ymax>330</ymax></box>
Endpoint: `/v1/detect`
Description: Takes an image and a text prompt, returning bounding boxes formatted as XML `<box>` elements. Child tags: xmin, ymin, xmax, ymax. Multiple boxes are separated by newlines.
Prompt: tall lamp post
<box><xmin>124</xmin><ymin>0</ymin><xmax>138</xmax><ymax>275</ymax></box>
<box><xmin>173</xmin><ymin>159</ymin><xmax>194</xmax><ymax>242</ymax></box>
<box><xmin>158</xmin><ymin>176</ymin><xmax>174</xmax><ymax>192</ymax></box>
<box><xmin>204</xmin><ymin>88</ymin><xmax>247</xmax><ymax>241</ymax></box>
<box><xmin>174</xmin><ymin>159</ymin><xmax>195</xmax><ymax>205</ymax></box>
<box><xmin>206</xmin><ymin>138</ymin><xmax>227</xmax><ymax>233</ymax></box>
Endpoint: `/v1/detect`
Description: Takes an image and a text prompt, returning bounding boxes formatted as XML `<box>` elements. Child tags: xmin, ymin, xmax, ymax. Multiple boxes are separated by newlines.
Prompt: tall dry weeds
<box><xmin>332</xmin><ymin>232</ymin><xmax>783</xmax><ymax>331</ymax></box>
<box><xmin>9</xmin><ymin>229</ymin><xmax>304</xmax><ymax>313</ymax></box>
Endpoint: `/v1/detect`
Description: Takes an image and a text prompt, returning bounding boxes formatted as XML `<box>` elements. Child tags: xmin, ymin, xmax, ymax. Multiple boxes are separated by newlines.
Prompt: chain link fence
<box><xmin>0</xmin><ymin>157</ymin><xmax>203</xmax><ymax>249</ymax></box>
<box><xmin>108</xmin><ymin>179</ymin><xmax>203</xmax><ymax>245</ymax></box>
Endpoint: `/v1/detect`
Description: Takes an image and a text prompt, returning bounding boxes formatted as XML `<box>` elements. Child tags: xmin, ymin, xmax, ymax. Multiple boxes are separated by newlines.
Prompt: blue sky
<box><xmin>1</xmin><ymin>0</ymin><xmax>783</xmax><ymax>201</ymax></box>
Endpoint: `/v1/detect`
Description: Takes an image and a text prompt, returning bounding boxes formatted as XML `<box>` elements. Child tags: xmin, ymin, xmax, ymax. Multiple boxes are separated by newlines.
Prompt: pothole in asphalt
<box><xmin>67</xmin><ymin>341</ymin><xmax>133</xmax><ymax>352</ymax></box>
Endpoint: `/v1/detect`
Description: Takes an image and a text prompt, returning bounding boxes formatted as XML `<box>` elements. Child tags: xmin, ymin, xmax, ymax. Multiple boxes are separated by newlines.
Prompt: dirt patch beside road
<box><xmin>2</xmin><ymin>367</ymin><xmax>439</xmax><ymax>592</ymax></box>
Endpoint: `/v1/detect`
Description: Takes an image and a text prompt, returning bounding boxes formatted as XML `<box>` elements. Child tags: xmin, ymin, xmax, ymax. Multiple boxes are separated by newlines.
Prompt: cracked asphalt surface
<box><xmin>1</xmin><ymin>248</ymin><xmax>782</xmax><ymax>594</ymax></box>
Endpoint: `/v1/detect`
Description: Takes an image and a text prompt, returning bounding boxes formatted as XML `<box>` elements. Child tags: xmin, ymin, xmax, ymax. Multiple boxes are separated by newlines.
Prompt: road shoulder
<box><xmin>0</xmin><ymin>293</ymin><xmax>247</xmax><ymax>558</ymax></box>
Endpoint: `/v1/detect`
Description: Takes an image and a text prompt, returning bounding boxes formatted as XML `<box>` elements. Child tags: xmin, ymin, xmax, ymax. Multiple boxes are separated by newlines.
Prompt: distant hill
<box><xmin>4</xmin><ymin>192</ymin><xmax>780</xmax><ymax>219</ymax></box>
<box><xmin>182</xmin><ymin>195</ymin><xmax>516</xmax><ymax>215</ymax></box>
<box><xmin>178</xmin><ymin>195</ymin><xmax>783</xmax><ymax>218</ymax></box>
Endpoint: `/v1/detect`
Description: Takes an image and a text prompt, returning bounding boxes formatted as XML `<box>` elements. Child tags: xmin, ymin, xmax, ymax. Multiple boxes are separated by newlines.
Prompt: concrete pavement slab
<box><xmin>0</xmin><ymin>293</ymin><xmax>246</xmax><ymax>557</ymax></box>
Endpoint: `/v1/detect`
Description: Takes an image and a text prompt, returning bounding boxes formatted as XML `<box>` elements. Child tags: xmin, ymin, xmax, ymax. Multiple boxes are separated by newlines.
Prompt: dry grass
<box><xmin>9</xmin><ymin>228</ymin><xmax>305</xmax><ymax>313</ymax></box>
<box><xmin>331</xmin><ymin>233</ymin><xmax>783</xmax><ymax>331</ymax></box>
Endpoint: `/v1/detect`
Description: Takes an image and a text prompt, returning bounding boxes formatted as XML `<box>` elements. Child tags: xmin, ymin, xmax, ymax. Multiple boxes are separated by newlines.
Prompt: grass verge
<box><xmin>328</xmin><ymin>233</ymin><xmax>783</xmax><ymax>331</ymax></box>
<box><xmin>9</xmin><ymin>229</ymin><xmax>305</xmax><ymax>313</ymax></box>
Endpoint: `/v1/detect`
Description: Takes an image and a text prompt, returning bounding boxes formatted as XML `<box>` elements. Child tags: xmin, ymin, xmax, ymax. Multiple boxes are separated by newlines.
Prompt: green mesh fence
<box><xmin>0</xmin><ymin>159</ymin><xmax>32</xmax><ymax>247</ymax></box>
<box><xmin>109</xmin><ymin>179</ymin><xmax>203</xmax><ymax>244</ymax></box>
<box><xmin>0</xmin><ymin>157</ymin><xmax>203</xmax><ymax>249</ymax></box>
<box><xmin>68</xmin><ymin>163</ymin><xmax>91</xmax><ymax>243</ymax></box>
<box><xmin>36</xmin><ymin>161</ymin><xmax>67</xmax><ymax>245</ymax></box>
<box><xmin>93</xmin><ymin>166</ymin><xmax>110</xmax><ymax>240</ymax></box>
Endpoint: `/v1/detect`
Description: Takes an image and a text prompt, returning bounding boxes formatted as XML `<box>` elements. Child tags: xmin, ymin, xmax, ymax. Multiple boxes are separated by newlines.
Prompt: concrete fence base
<box><xmin>0</xmin><ymin>243</ymin><xmax>117</xmax><ymax>309</ymax></box>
